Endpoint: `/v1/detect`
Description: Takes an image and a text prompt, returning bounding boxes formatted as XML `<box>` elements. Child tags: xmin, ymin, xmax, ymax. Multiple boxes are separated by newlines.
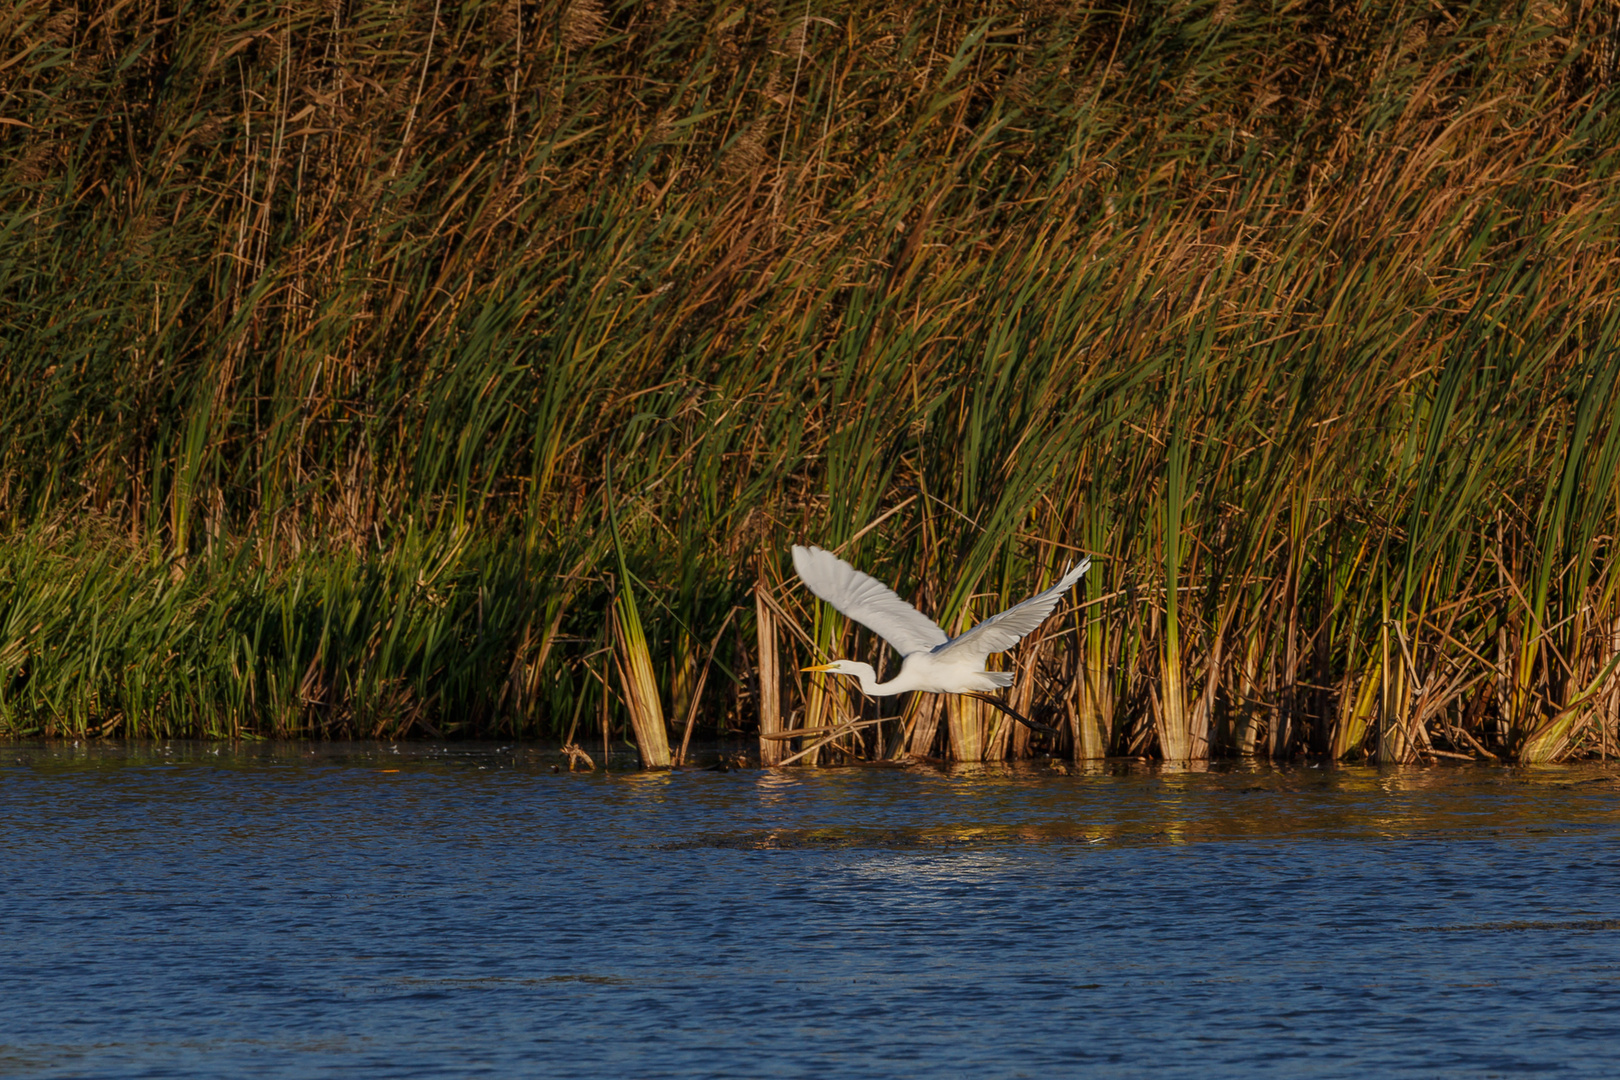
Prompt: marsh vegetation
<box><xmin>2</xmin><ymin>0</ymin><xmax>1618</xmax><ymax>763</ymax></box>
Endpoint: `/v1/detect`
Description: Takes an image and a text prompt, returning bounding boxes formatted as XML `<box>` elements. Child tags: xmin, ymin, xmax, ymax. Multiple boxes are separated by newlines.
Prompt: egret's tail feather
<box><xmin>984</xmin><ymin>671</ymin><xmax>1015</xmax><ymax>689</ymax></box>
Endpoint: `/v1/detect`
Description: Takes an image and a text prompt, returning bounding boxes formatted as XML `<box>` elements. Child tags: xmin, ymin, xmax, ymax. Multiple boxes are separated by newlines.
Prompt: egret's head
<box><xmin>802</xmin><ymin>660</ymin><xmax>864</xmax><ymax>678</ymax></box>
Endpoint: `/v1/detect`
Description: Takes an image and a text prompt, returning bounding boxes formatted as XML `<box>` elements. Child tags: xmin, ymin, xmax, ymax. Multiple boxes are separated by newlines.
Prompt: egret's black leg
<box><xmin>963</xmin><ymin>692</ymin><xmax>1059</xmax><ymax>735</ymax></box>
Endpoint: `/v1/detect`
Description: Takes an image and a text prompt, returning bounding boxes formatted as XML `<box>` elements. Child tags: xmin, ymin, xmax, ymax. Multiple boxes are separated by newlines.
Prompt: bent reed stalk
<box><xmin>2</xmin><ymin>1</ymin><xmax>1620</xmax><ymax>765</ymax></box>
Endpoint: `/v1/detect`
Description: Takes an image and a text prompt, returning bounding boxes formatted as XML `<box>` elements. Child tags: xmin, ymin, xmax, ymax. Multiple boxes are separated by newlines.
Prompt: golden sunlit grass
<box><xmin>1</xmin><ymin>0</ymin><xmax>1618</xmax><ymax>764</ymax></box>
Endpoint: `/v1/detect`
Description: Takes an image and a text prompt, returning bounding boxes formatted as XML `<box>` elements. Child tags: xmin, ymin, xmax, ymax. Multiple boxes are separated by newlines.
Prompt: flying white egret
<box><xmin>792</xmin><ymin>544</ymin><xmax>1091</xmax><ymax>731</ymax></box>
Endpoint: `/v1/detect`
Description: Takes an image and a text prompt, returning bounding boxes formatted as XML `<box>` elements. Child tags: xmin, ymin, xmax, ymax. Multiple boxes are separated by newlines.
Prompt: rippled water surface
<box><xmin>5</xmin><ymin>742</ymin><xmax>1620</xmax><ymax>1078</ymax></box>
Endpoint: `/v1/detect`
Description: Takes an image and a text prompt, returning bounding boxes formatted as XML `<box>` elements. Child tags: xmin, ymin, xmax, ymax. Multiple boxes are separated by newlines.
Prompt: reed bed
<box><xmin>2</xmin><ymin>0</ymin><xmax>1619</xmax><ymax>764</ymax></box>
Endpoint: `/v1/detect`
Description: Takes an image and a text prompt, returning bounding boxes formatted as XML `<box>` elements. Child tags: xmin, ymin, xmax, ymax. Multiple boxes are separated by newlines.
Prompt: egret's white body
<box><xmin>792</xmin><ymin>545</ymin><xmax>1091</xmax><ymax>698</ymax></box>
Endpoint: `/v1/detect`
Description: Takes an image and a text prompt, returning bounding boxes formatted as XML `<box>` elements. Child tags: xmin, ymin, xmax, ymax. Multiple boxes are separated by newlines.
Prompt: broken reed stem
<box><xmin>771</xmin><ymin>716</ymin><xmax>889</xmax><ymax>768</ymax></box>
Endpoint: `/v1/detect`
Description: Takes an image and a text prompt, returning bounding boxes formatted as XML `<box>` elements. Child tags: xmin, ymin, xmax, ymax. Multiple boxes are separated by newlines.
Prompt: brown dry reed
<box><xmin>1</xmin><ymin>0</ymin><xmax>1619</xmax><ymax>766</ymax></box>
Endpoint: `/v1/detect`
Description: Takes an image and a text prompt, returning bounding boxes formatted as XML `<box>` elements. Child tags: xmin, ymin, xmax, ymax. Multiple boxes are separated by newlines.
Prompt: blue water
<box><xmin>4</xmin><ymin>743</ymin><xmax>1620</xmax><ymax>1078</ymax></box>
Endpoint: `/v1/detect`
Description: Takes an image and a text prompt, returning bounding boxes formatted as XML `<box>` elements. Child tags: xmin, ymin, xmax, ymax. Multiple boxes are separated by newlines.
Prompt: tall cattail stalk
<box><xmin>1156</xmin><ymin>431</ymin><xmax>1195</xmax><ymax>762</ymax></box>
<box><xmin>903</xmin><ymin>693</ymin><xmax>945</xmax><ymax>760</ymax></box>
<box><xmin>610</xmin><ymin>596</ymin><xmax>670</xmax><ymax>768</ymax></box>
<box><xmin>945</xmin><ymin>694</ymin><xmax>986</xmax><ymax>762</ymax></box>
<box><xmin>605</xmin><ymin>455</ymin><xmax>669</xmax><ymax>768</ymax></box>
<box><xmin>754</xmin><ymin>579</ymin><xmax>784</xmax><ymax>766</ymax></box>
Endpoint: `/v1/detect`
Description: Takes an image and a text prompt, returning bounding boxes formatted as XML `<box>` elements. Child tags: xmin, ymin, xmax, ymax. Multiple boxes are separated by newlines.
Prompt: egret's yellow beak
<box><xmin>801</xmin><ymin>662</ymin><xmax>836</xmax><ymax>673</ymax></box>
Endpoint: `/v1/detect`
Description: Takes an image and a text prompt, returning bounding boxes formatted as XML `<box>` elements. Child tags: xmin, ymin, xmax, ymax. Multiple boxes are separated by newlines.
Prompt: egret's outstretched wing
<box><xmin>792</xmin><ymin>545</ymin><xmax>949</xmax><ymax>657</ymax></box>
<box><xmin>935</xmin><ymin>557</ymin><xmax>1092</xmax><ymax>661</ymax></box>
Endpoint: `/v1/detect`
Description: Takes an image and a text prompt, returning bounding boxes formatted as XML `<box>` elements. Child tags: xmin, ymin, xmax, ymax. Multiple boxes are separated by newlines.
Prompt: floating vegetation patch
<box><xmin>661</xmin><ymin>825</ymin><xmax>1133</xmax><ymax>851</ymax></box>
<box><xmin>390</xmin><ymin>975</ymin><xmax>633</xmax><ymax>988</ymax></box>
<box><xmin>1410</xmin><ymin>919</ymin><xmax>1620</xmax><ymax>934</ymax></box>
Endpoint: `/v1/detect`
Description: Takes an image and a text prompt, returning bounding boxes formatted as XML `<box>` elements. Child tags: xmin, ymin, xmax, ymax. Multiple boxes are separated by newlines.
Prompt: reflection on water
<box><xmin>3</xmin><ymin>741</ymin><xmax>1620</xmax><ymax>1079</ymax></box>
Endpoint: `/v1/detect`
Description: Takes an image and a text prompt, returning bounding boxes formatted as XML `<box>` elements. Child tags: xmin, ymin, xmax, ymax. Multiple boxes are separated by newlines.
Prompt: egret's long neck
<box><xmin>850</xmin><ymin>663</ymin><xmax>907</xmax><ymax>696</ymax></box>
<box><xmin>845</xmin><ymin>663</ymin><xmax>880</xmax><ymax>695</ymax></box>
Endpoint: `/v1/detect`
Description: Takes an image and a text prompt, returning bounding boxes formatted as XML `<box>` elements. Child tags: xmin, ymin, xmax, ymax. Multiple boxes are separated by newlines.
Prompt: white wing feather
<box><xmin>791</xmin><ymin>545</ymin><xmax>949</xmax><ymax>657</ymax></box>
<box><xmin>935</xmin><ymin>557</ymin><xmax>1092</xmax><ymax>661</ymax></box>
